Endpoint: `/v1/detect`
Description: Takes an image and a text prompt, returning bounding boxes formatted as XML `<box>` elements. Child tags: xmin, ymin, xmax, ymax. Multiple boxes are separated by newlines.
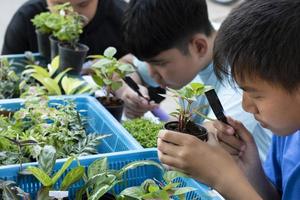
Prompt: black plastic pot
<box><xmin>58</xmin><ymin>42</ymin><xmax>89</xmax><ymax>75</ymax></box>
<box><xmin>0</xmin><ymin>110</ymin><xmax>15</xmax><ymax>117</ymax></box>
<box><xmin>164</xmin><ymin>121</ymin><xmax>208</xmax><ymax>141</ymax></box>
<box><xmin>97</xmin><ymin>96</ymin><xmax>124</xmax><ymax>122</ymax></box>
<box><xmin>49</xmin><ymin>35</ymin><xmax>59</xmax><ymax>60</ymax></box>
<box><xmin>35</xmin><ymin>30</ymin><xmax>51</xmax><ymax>61</ymax></box>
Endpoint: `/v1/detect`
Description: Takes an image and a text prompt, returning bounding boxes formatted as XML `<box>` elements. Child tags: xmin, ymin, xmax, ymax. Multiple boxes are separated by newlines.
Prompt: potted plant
<box><xmin>123</xmin><ymin>118</ymin><xmax>163</xmax><ymax>148</ymax></box>
<box><xmin>75</xmin><ymin>157</ymin><xmax>163</xmax><ymax>200</ymax></box>
<box><xmin>31</xmin><ymin>12</ymin><xmax>52</xmax><ymax>60</ymax></box>
<box><xmin>52</xmin><ymin>4</ymin><xmax>88</xmax><ymax>74</ymax></box>
<box><xmin>118</xmin><ymin>170</ymin><xmax>196</xmax><ymax>200</ymax></box>
<box><xmin>89</xmin><ymin>47</ymin><xmax>135</xmax><ymax>121</ymax></box>
<box><xmin>20</xmin><ymin>56</ymin><xmax>94</xmax><ymax>97</ymax></box>
<box><xmin>27</xmin><ymin>145</ymin><xmax>84</xmax><ymax>200</ymax></box>
<box><xmin>165</xmin><ymin>82</ymin><xmax>213</xmax><ymax>141</ymax></box>
<box><xmin>31</xmin><ymin>3</ymin><xmax>74</xmax><ymax>61</ymax></box>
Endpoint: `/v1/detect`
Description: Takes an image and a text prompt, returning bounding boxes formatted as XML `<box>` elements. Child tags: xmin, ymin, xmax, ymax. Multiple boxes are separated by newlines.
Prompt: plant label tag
<box><xmin>49</xmin><ymin>190</ymin><xmax>69</xmax><ymax>199</ymax></box>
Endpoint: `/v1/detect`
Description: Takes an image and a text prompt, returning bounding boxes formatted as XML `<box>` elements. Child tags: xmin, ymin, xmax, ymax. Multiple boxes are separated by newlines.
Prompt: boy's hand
<box><xmin>203</xmin><ymin>121</ymin><xmax>245</xmax><ymax>156</ymax></box>
<box><xmin>213</xmin><ymin>117</ymin><xmax>263</xmax><ymax>185</ymax></box>
<box><xmin>120</xmin><ymin>84</ymin><xmax>158</xmax><ymax>118</ymax></box>
<box><xmin>157</xmin><ymin>130</ymin><xmax>261</xmax><ymax>199</ymax></box>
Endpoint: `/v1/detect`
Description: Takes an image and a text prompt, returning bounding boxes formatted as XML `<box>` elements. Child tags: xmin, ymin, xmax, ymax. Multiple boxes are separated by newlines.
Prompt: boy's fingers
<box><xmin>158</xmin><ymin>130</ymin><xmax>194</xmax><ymax>146</ymax></box>
<box><xmin>217</xmin><ymin>130</ymin><xmax>245</xmax><ymax>151</ymax></box>
<box><xmin>219</xmin><ymin>141</ymin><xmax>241</xmax><ymax>156</ymax></box>
<box><xmin>213</xmin><ymin>120</ymin><xmax>235</xmax><ymax>135</ymax></box>
<box><xmin>227</xmin><ymin>117</ymin><xmax>253</xmax><ymax>142</ymax></box>
<box><xmin>157</xmin><ymin>149</ymin><xmax>182</xmax><ymax>170</ymax></box>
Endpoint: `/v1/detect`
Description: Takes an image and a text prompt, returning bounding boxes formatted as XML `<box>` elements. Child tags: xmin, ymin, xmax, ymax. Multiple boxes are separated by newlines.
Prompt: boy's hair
<box><xmin>213</xmin><ymin>0</ymin><xmax>300</xmax><ymax>92</ymax></box>
<box><xmin>123</xmin><ymin>0</ymin><xmax>214</xmax><ymax>60</ymax></box>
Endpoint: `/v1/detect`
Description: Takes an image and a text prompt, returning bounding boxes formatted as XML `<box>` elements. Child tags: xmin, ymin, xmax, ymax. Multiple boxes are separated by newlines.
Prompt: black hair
<box><xmin>123</xmin><ymin>0</ymin><xmax>214</xmax><ymax>60</ymax></box>
<box><xmin>213</xmin><ymin>0</ymin><xmax>300</xmax><ymax>92</ymax></box>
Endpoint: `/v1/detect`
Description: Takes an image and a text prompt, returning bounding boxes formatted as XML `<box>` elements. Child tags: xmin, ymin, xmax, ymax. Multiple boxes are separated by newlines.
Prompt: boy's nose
<box><xmin>242</xmin><ymin>93</ymin><xmax>259</xmax><ymax>114</ymax></box>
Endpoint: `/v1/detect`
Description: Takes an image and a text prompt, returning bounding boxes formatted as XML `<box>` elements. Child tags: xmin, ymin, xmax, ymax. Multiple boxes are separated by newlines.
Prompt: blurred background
<box><xmin>0</xmin><ymin>0</ymin><xmax>240</xmax><ymax>52</ymax></box>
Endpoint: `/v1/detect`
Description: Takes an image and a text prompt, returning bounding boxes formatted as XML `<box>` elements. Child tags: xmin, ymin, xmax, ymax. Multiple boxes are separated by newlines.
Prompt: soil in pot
<box><xmin>97</xmin><ymin>96</ymin><xmax>124</xmax><ymax>122</ymax></box>
<box><xmin>36</xmin><ymin>30</ymin><xmax>51</xmax><ymax>61</ymax></box>
<box><xmin>82</xmin><ymin>192</ymin><xmax>116</xmax><ymax>200</ymax></box>
<box><xmin>58</xmin><ymin>43</ymin><xmax>89</xmax><ymax>75</ymax></box>
<box><xmin>49</xmin><ymin>35</ymin><xmax>59</xmax><ymax>60</ymax></box>
<box><xmin>164</xmin><ymin>121</ymin><xmax>208</xmax><ymax>141</ymax></box>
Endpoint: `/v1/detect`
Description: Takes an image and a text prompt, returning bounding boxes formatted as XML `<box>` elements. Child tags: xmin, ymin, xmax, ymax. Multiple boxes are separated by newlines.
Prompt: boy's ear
<box><xmin>189</xmin><ymin>34</ymin><xmax>209</xmax><ymax>58</ymax></box>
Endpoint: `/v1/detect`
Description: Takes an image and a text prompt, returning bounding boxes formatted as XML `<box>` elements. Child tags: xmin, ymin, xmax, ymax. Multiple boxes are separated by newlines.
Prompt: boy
<box><xmin>2</xmin><ymin>0</ymin><xmax>127</xmax><ymax>58</ymax></box>
<box><xmin>121</xmin><ymin>0</ymin><xmax>271</xmax><ymax>160</ymax></box>
<box><xmin>157</xmin><ymin>0</ymin><xmax>300</xmax><ymax>199</ymax></box>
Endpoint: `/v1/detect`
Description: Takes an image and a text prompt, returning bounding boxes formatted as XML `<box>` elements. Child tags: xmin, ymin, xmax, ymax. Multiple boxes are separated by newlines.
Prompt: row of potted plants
<box><xmin>0</xmin><ymin>147</ymin><xmax>200</xmax><ymax>200</ymax></box>
<box><xmin>32</xmin><ymin>2</ymin><xmax>88</xmax><ymax>73</ymax></box>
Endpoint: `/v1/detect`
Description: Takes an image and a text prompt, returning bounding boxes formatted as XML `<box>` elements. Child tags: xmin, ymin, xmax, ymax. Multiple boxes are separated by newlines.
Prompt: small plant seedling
<box><xmin>76</xmin><ymin>157</ymin><xmax>163</xmax><ymax>200</ymax></box>
<box><xmin>118</xmin><ymin>170</ymin><xmax>196</xmax><ymax>200</ymax></box>
<box><xmin>89</xmin><ymin>47</ymin><xmax>135</xmax><ymax>103</ymax></box>
<box><xmin>165</xmin><ymin>82</ymin><xmax>214</xmax><ymax>141</ymax></box>
<box><xmin>27</xmin><ymin>146</ymin><xmax>84</xmax><ymax>200</ymax></box>
<box><xmin>0</xmin><ymin>179</ymin><xmax>30</xmax><ymax>200</ymax></box>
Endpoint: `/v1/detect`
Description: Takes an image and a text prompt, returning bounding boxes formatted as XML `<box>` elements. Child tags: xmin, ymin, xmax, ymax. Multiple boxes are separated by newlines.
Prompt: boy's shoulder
<box><xmin>17</xmin><ymin>0</ymin><xmax>47</xmax><ymax>19</ymax></box>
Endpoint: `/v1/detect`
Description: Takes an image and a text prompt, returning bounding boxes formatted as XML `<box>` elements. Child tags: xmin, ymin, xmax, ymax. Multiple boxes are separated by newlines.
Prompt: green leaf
<box><xmin>49</xmin><ymin>56</ymin><xmax>60</xmax><ymax>77</ymax></box>
<box><xmin>119</xmin><ymin>186</ymin><xmax>144</xmax><ymax>199</ymax></box>
<box><xmin>173</xmin><ymin>187</ymin><xmax>196</xmax><ymax>196</ymax></box>
<box><xmin>38</xmin><ymin>145</ymin><xmax>57</xmax><ymax>176</ymax></box>
<box><xmin>92</xmin><ymin>74</ymin><xmax>104</xmax><ymax>87</ymax></box>
<box><xmin>27</xmin><ymin>166</ymin><xmax>53</xmax><ymax>187</ymax></box>
<box><xmin>75</xmin><ymin>173</ymin><xmax>107</xmax><ymax>200</ymax></box>
<box><xmin>61</xmin><ymin>76</ymin><xmax>86</xmax><ymax>94</ymax></box>
<box><xmin>89</xmin><ymin>183</ymin><xmax>115</xmax><ymax>200</ymax></box>
<box><xmin>111</xmin><ymin>81</ymin><xmax>122</xmax><ymax>91</ymax></box>
<box><xmin>60</xmin><ymin>166</ymin><xmax>84</xmax><ymax>190</ymax></box>
<box><xmin>31</xmin><ymin>74</ymin><xmax>61</xmax><ymax>95</ymax></box>
<box><xmin>163</xmin><ymin>171</ymin><xmax>189</xmax><ymax>183</ymax></box>
<box><xmin>52</xmin><ymin>156</ymin><xmax>74</xmax><ymax>184</ymax></box>
<box><xmin>27</xmin><ymin>65</ymin><xmax>50</xmax><ymax>78</ymax></box>
<box><xmin>92</xmin><ymin>58</ymin><xmax>114</xmax><ymax>68</ymax></box>
<box><xmin>37</xmin><ymin>186</ymin><xmax>51</xmax><ymax>200</ymax></box>
<box><xmin>75</xmin><ymin>84</ymin><xmax>93</xmax><ymax>94</ymax></box>
<box><xmin>53</xmin><ymin>68</ymin><xmax>72</xmax><ymax>83</ymax></box>
<box><xmin>88</xmin><ymin>157</ymin><xmax>108</xmax><ymax>179</ymax></box>
<box><xmin>162</xmin><ymin>182</ymin><xmax>180</xmax><ymax>191</ymax></box>
<box><xmin>87</xmin><ymin>55</ymin><xmax>104</xmax><ymax>59</ymax></box>
<box><xmin>117</xmin><ymin>160</ymin><xmax>164</xmax><ymax>178</ymax></box>
<box><xmin>103</xmin><ymin>47</ymin><xmax>117</xmax><ymax>58</ymax></box>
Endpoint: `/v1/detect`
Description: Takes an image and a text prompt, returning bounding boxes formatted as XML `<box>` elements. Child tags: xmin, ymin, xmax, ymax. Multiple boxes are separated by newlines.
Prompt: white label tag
<box><xmin>49</xmin><ymin>190</ymin><xmax>69</xmax><ymax>199</ymax></box>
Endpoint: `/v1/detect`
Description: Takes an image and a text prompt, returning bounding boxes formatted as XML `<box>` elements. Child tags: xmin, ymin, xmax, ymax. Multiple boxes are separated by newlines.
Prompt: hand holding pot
<box><xmin>157</xmin><ymin>129</ymin><xmax>261</xmax><ymax>199</ymax></box>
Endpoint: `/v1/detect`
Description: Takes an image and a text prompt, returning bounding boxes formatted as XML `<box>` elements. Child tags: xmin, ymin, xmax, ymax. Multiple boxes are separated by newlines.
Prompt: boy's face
<box><xmin>238</xmin><ymin>77</ymin><xmax>300</xmax><ymax>135</ymax></box>
<box><xmin>47</xmin><ymin>0</ymin><xmax>98</xmax><ymax>24</ymax></box>
<box><xmin>145</xmin><ymin>46</ymin><xmax>210</xmax><ymax>89</ymax></box>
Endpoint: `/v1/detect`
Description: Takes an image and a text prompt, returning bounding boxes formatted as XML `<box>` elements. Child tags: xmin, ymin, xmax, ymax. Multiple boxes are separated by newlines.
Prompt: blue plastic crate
<box><xmin>1</xmin><ymin>53</ymin><xmax>48</xmax><ymax>72</ymax></box>
<box><xmin>0</xmin><ymin>95</ymin><xmax>142</xmax><ymax>161</ymax></box>
<box><xmin>0</xmin><ymin>148</ymin><xmax>223</xmax><ymax>200</ymax></box>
